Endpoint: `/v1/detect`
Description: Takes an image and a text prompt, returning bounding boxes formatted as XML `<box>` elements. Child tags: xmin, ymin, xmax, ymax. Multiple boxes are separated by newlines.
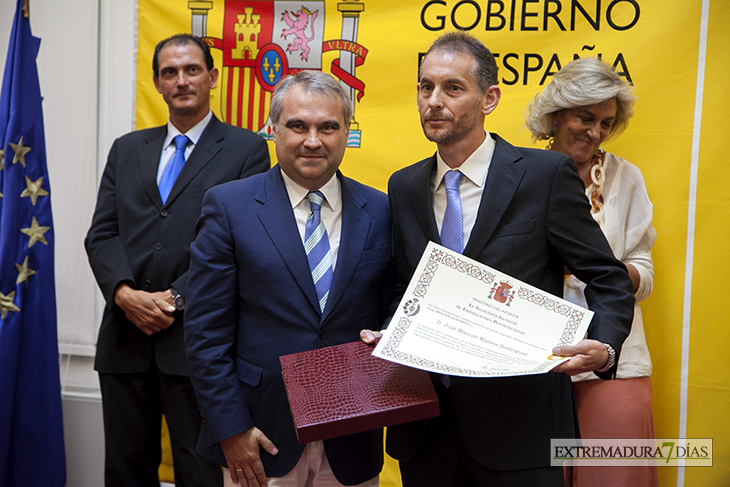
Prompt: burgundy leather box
<box><xmin>280</xmin><ymin>340</ymin><xmax>439</xmax><ymax>444</ymax></box>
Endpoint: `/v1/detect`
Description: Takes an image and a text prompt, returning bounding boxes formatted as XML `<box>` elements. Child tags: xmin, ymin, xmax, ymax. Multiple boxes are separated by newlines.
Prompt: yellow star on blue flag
<box><xmin>8</xmin><ymin>136</ymin><xmax>30</xmax><ymax>167</ymax></box>
<box><xmin>20</xmin><ymin>175</ymin><xmax>48</xmax><ymax>205</ymax></box>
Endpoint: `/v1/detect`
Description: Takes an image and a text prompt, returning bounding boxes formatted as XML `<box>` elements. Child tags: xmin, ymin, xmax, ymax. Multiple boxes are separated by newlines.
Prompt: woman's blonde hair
<box><xmin>525</xmin><ymin>57</ymin><xmax>636</xmax><ymax>142</ymax></box>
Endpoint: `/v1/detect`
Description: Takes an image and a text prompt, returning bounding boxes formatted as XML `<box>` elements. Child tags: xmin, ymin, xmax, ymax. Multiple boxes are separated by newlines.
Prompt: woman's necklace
<box><xmin>579</xmin><ymin>162</ymin><xmax>593</xmax><ymax>179</ymax></box>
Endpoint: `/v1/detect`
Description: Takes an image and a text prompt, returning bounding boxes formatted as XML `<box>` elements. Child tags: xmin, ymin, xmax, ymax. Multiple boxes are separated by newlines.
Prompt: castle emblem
<box><xmin>231</xmin><ymin>7</ymin><xmax>261</xmax><ymax>61</ymax></box>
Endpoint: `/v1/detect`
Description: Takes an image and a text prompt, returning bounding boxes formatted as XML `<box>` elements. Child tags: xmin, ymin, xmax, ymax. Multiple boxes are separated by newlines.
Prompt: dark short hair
<box><xmin>152</xmin><ymin>34</ymin><xmax>214</xmax><ymax>76</ymax></box>
<box><xmin>421</xmin><ymin>32</ymin><xmax>498</xmax><ymax>93</ymax></box>
<box><xmin>270</xmin><ymin>70</ymin><xmax>352</xmax><ymax>128</ymax></box>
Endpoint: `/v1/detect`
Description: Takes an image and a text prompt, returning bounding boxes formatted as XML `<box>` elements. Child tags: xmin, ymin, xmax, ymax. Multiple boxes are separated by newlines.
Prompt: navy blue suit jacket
<box><xmin>184</xmin><ymin>166</ymin><xmax>394</xmax><ymax>484</ymax></box>
<box><xmin>386</xmin><ymin>134</ymin><xmax>634</xmax><ymax>471</ymax></box>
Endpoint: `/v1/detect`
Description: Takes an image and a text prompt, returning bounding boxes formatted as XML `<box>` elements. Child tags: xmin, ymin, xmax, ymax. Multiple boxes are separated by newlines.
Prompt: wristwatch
<box><xmin>596</xmin><ymin>343</ymin><xmax>616</xmax><ymax>372</ymax></box>
<box><xmin>170</xmin><ymin>287</ymin><xmax>185</xmax><ymax>311</ymax></box>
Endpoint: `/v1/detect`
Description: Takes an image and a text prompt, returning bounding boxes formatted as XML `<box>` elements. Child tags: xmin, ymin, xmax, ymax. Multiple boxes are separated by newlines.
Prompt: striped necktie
<box><xmin>304</xmin><ymin>191</ymin><xmax>333</xmax><ymax>313</ymax></box>
<box><xmin>159</xmin><ymin>134</ymin><xmax>189</xmax><ymax>204</ymax></box>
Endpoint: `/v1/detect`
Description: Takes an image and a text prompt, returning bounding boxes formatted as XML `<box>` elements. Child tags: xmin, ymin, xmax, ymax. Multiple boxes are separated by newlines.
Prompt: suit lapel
<box><xmin>255</xmin><ymin>168</ymin><xmax>322</xmax><ymax>314</ymax></box>
<box><xmin>322</xmin><ymin>174</ymin><xmax>370</xmax><ymax>321</ymax></box>
<box><xmin>409</xmin><ymin>155</ymin><xmax>441</xmax><ymax>243</ymax></box>
<box><xmin>463</xmin><ymin>135</ymin><xmax>525</xmax><ymax>258</ymax></box>
<box><xmin>138</xmin><ymin>126</ymin><xmax>167</xmax><ymax>210</ymax></box>
<box><xmin>164</xmin><ymin>116</ymin><xmax>225</xmax><ymax>207</ymax></box>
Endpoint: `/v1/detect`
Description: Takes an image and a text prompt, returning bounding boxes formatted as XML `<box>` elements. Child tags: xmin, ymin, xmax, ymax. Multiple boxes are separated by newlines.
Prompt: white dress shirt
<box><xmin>432</xmin><ymin>132</ymin><xmax>496</xmax><ymax>247</ymax></box>
<box><xmin>281</xmin><ymin>169</ymin><xmax>342</xmax><ymax>271</ymax></box>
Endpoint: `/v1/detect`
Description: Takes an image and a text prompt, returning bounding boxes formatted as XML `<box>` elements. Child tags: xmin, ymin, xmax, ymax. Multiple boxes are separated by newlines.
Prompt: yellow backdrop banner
<box><xmin>137</xmin><ymin>1</ymin><xmax>730</xmax><ymax>486</ymax></box>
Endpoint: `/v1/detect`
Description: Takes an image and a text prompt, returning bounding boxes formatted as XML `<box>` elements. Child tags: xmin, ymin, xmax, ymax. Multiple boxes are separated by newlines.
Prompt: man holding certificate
<box><xmin>363</xmin><ymin>32</ymin><xmax>635</xmax><ymax>486</ymax></box>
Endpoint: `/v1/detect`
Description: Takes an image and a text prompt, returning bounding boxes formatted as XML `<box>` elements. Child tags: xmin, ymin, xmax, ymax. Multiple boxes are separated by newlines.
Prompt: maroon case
<box><xmin>280</xmin><ymin>340</ymin><xmax>440</xmax><ymax>444</ymax></box>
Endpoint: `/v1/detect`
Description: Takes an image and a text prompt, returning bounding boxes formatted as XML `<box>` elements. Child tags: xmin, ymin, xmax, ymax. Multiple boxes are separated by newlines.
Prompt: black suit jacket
<box><xmin>386</xmin><ymin>134</ymin><xmax>634</xmax><ymax>470</ymax></box>
<box><xmin>85</xmin><ymin>115</ymin><xmax>270</xmax><ymax>376</ymax></box>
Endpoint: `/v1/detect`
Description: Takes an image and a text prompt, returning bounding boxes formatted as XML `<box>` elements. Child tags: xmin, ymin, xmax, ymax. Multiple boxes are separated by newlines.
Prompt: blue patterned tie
<box><xmin>304</xmin><ymin>191</ymin><xmax>333</xmax><ymax>313</ymax></box>
<box><xmin>440</xmin><ymin>171</ymin><xmax>463</xmax><ymax>388</ymax></box>
<box><xmin>441</xmin><ymin>171</ymin><xmax>464</xmax><ymax>253</ymax></box>
<box><xmin>159</xmin><ymin>134</ymin><xmax>189</xmax><ymax>204</ymax></box>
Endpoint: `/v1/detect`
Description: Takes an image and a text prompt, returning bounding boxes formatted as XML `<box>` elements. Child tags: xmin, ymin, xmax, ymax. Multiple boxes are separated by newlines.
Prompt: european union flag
<box><xmin>0</xmin><ymin>1</ymin><xmax>66</xmax><ymax>485</ymax></box>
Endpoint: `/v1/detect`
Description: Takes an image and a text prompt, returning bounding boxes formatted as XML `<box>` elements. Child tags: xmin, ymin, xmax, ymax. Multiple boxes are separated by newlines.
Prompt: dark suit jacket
<box><xmin>386</xmin><ymin>134</ymin><xmax>634</xmax><ymax>471</ymax></box>
<box><xmin>184</xmin><ymin>167</ymin><xmax>394</xmax><ymax>485</ymax></box>
<box><xmin>85</xmin><ymin>115</ymin><xmax>270</xmax><ymax>376</ymax></box>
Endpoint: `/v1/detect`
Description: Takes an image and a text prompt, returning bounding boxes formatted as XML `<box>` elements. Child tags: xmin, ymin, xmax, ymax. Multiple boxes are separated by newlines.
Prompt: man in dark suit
<box><xmin>363</xmin><ymin>32</ymin><xmax>635</xmax><ymax>486</ymax></box>
<box><xmin>184</xmin><ymin>70</ymin><xmax>393</xmax><ymax>487</ymax></box>
<box><xmin>85</xmin><ymin>34</ymin><xmax>270</xmax><ymax>486</ymax></box>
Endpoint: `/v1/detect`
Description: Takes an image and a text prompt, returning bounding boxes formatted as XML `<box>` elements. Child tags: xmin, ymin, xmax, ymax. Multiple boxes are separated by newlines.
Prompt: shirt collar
<box><xmin>435</xmin><ymin>131</ymin><xmax>495</xmax><ymax>188</ymax></box>
<box><xmin>280</xmin><ymin>168</ymin><xmax>341</xmax><ymax>212</ymax></box>
<box><xmin>164</xmin><ymin>111</ymin><xmax>213</xmax><ymax>149</ymax></box>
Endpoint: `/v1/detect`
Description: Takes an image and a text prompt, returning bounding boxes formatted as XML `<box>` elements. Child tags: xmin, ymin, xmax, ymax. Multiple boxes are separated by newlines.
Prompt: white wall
<box><xmin>0</xmin><ymin>1</ymin><xmax>137</xmax><ymax>485</ymax></box>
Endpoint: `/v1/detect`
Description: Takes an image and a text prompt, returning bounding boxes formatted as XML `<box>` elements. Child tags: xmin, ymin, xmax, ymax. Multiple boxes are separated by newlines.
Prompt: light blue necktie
<box><xmin>304</xmin><ymin>191</ymin><xmax>333</xmax><ymax>313</ymax></box>
<box><xmin>159</xmin><ymin>134</ymin><xmax>189</xmax><ymax>204</ymax></box>
<box><xmin>441</xmin><ymin>171</ymin><xmax>464</xmax><ymax>253</ymax></box>
<box><xmin>440</xmin><ymin>171</ymin><xmax>463</xmax><ymax>387</ymax></box>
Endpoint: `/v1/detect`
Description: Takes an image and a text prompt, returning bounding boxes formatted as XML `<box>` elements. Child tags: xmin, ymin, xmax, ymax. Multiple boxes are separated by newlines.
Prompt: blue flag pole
<box><xmin>0</xmin><ymin>0</ymin><xmax>67</xmax><ymax>485</ymax></box>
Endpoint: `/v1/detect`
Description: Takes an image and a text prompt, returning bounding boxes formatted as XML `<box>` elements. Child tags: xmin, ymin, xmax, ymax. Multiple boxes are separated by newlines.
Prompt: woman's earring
<box><xmin>546</xmin><ymin>118</ymin><xmax>558</xmax><ymax>150</ymax></box>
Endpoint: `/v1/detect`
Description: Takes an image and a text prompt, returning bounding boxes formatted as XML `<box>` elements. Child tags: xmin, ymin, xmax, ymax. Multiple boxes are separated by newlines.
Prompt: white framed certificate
<box><xmin>373</xmin><ymin>242</ymin><xmax>593</xmax><ymax>377</ymax></box>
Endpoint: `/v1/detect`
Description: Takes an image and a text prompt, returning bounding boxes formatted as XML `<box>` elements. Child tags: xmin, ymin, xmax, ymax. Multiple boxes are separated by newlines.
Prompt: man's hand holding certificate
<box><xmin>373</xmin><ymin>242</ymin><xmax>593</xmax><ymax>377</ymax></box>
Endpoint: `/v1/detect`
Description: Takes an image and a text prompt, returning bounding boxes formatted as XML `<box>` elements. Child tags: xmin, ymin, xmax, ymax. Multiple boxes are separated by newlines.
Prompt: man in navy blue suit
<box><xmin>184</xmin><ymin>70</ymin><xmax>394</xmax><ymax>487</ymax></box>
<box><xmin>363</xmin><ymin>32</ymin><xmax>634</xmax><ymax>486</ymax></box>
